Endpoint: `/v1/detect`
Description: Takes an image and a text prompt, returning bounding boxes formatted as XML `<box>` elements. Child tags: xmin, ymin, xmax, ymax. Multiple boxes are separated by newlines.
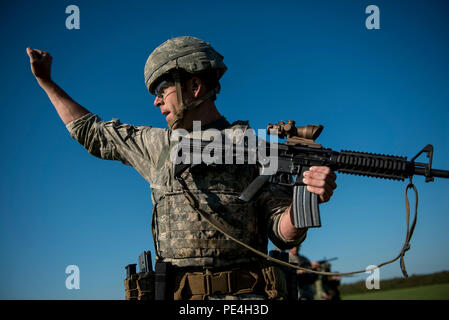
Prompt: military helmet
<box><xmin>144</xmin><ymin>36</ymin><xmax>227</xmax><ymax>94</ymax></box>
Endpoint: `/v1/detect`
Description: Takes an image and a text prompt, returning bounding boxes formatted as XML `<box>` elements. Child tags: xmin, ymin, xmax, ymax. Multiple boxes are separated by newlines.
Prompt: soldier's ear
<box><xmin>192</xmin><ymin>81</ymin><xmax>199</xmax><ymax>93</ymax></box>
<box><xmin>191</xmin><ymin>79</ymin><xmax>202</xmax><ymax>99</ymax></box>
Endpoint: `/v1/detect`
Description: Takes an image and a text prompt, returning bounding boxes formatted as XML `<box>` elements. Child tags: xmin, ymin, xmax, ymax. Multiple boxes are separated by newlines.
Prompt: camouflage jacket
<box><xmin>66</xmin><ymin>113</ymin><xmax>305</xmax><ymax>267</ymax></box>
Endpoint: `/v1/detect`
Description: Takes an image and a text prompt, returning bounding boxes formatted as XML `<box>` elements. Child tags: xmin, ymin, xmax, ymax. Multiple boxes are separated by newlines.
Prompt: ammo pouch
<box><xmin>124</xmin><ymin>272</ymin><xmax>154</xmax><ymax>300</ymax></box>
<box><xmin>124</xmin><ymin>274</ymin><xmax>138</xmax><ymax>300</ymax></box>
<box><xmin>261</xmin><ymin>263</ymin><xmax>288</xmax><ymax>300</ymax></box>
<box><xmin>173</xmin><ymin>263</ymin><xmax>287</xmax><ymax>300</ymax></box>
<box><xmin>137</xmin><ymin>272</ymin><xmax>155</xmax><ymax>300</ymax></box>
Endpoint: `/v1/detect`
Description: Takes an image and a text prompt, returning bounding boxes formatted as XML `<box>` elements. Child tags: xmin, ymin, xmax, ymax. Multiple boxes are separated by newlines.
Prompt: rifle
<box><xmin>174</xmin><ymin>120</ymin><xmax>449</xmax><ymax>229</ymax></box>
<box><xmin>317</xmin><ymin>257</ymin><xmax>338</xmax><ymax>265</ymax></box>
<box><xmin>172</xmin><ymin>120</ymin><xmax>449</xmax><ymax>276</ymax></box>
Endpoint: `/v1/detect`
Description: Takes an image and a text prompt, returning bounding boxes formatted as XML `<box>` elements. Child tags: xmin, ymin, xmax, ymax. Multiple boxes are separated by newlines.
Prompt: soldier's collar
<box><xmin>187</xmin><ymin>116</ymin><xmax>231</xmax><ymax>132</ymax></box>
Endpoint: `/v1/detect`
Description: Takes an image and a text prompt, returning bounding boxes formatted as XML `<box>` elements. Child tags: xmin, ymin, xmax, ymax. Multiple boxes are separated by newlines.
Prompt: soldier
<box><xmin>288</xmin><ymin>245</ymin><xmax>318</xmax><ymax>300</ymax></box>
<box><xmin>26</xmin><ymin>36</ymin><xmax>337</xmax><ymax>300</ymax></box>
<box><xmin>319</xmin><ymin>261</ymin><xmax>341</xmax><ymax>300</ymax></box>
<box><xmin>313</xmin><ymin>261</ymin><xmax>329</xmax><ymax>300</ymax></box>
<box><xmin>326</xmin><ymin>274</ymin><xmax>342</xmax><ymax>300</ymax></box>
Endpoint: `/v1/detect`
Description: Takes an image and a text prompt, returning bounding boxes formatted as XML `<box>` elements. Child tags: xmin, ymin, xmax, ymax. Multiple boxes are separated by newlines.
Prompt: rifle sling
<box><xmin>175</xmin><ymin>175</ymin><xmax>418</xmax><ymax>278</ymax></box>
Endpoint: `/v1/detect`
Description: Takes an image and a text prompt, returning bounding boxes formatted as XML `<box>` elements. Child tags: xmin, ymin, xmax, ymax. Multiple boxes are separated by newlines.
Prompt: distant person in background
<box><xmin>321</xmin><ymin>262</ymin><xmax>341</xmax><ymax>300</ymax></box>
<box><xmin>313</xmin><ymin>261</ymin><xmax>329</xmax><ymax>300</ymax></box>
<box><xmin>313</xmin><ymin>260</ymin><xmax>341</xmax><ymax>300</ymax></box>
<box><xmin>288</xmin><ymin>245</ymin><xmax>318</xmax><ymax>300</ymax></box>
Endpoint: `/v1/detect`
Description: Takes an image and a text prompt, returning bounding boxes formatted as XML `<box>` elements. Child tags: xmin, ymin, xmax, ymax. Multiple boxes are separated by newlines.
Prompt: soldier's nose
<box><xmin>154</xmin><ymin>96</ymin><xmax>162</xmax><ymax>107</ymax></box>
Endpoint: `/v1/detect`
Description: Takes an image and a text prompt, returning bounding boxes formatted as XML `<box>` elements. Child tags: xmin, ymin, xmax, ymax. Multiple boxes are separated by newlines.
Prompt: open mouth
<box><xmin>161</xmin><ymin>110</ymin><xmax>170</xmax><ymax>119</ymax></box>
<box><xmin>163</xmin><ymin>113</ymin><xmax>172</xmax><ymax>122</ymax></box>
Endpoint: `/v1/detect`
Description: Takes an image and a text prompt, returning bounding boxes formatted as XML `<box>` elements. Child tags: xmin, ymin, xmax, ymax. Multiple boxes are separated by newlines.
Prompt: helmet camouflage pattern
<box><xmin>144</xmin><ymin>36</ymin><xmax>227</xmax><ymax>94</ymax></box>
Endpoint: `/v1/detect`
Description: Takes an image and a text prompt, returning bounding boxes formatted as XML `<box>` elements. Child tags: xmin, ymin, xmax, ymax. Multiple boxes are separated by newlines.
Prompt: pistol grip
<box><xmin>292</xmin><ymin>185</ymin><xmax>321</xmax><ymax>228</ymax></box>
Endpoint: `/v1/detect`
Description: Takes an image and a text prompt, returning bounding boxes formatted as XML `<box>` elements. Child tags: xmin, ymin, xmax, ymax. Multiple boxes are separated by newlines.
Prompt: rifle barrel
<box><xmin>414</xmin><ymin>167</ymin><xmax>449</xmax><ymax>179</ymax></box>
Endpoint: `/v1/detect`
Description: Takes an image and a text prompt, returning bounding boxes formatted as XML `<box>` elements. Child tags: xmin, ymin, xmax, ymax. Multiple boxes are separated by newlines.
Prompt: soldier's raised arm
<box><xmin>26</xmin><ymin>47</ymin><xmax>90</xmax><ymax>124</ymax></box>
<box><xmin>26</xmin><ymin>47</ymin><xmax>157</xmax><ymax>176</ymax></box>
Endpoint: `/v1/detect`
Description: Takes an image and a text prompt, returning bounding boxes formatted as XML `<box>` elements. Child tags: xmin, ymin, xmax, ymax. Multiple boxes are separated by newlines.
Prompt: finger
<box><xmin>316</xmin><ymin>186</ymin><xmax>332</xmax><ymax>202</ymax></box>
<box><xmin>309</xmin><ymin>166</ymin><xmax>337</xmax><ymax>181</ymax></box>
<box><xmin>30</xmin><ymin>49</ymin><xmax>50</xmax><ymax>60</ymax></box>
<box><xmin>309</xmin><ymin>166</ymin><xmax>330</xmax><ymax>174</ymax></box>
<box><xmin>305</xmin><ymin>184</ymin><xmax>324</xmax><ymax>198</ymax></box>
<box><xmin>304</xmin><ymin>170</ymin><xmax>327</xmax><ymax>181</ymax></box>
<box><xmin>306</xmin><ymin>168</ymin><xmax>337</xmax><ymax>190</ymax></box>
<box><xmin>302</xmin><ymin>176</ymin><xmax>327</xmax><ymax>188</ymax></box>
<box><xmin>304</xmin><ymin>177</ymin><xmax>337</xmax><ymax>198</ymax></box>
<box><xmin>28</xmin><ymin>49</ymin><xmax>43</xmax><ymax>62</ymax></box>
<box><xmin>307</xmin><ymin>171</ymin><xmax>337</xmax><ymax>190</ymax></box>
<box><xmin>27</xmin><ymin>47</ymin><xmax>36</xmax><ymax>61</ymax></box>
<box><xmin>306</xmin><ymin>185</ymin><xmax>332</xmax><ymax>203</ymax></box>
<box><xmin>33</xmin><ymin>49</ymin><xmax>45</xmax><ymax>55</ymax></box>
<box><xmin>303</xmin><ymin>175</ymin><xmax>334</xmax><ymax>198</ymax></box>
<box><xmin>311</xmin><ymin>166</ymin><xmax>337</xmax><ymax>182</ymax></box>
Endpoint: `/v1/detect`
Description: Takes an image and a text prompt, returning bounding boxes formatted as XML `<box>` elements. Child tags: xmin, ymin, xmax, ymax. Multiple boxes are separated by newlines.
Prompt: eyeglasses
<box><xmin>154</xmin><ymin>80</ymin><xmax>175</xmax><ymax>99</ymax></box>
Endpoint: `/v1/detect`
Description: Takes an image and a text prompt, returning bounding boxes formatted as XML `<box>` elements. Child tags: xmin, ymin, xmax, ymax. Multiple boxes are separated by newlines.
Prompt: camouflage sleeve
<box><xmin>256</xmin><ymin>183</ymin><xmax>307</xmax><ymax>251</ymax></box>
<box><xmin>65</xmin><ymin>113</ymin><xmax>164</xmax><ymax>182</ymax></box>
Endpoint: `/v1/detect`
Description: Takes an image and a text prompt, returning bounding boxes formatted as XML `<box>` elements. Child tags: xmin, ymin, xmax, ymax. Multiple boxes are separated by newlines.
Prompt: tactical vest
<box><xmin>149</xmin><ymin>121</ymin><xmax>268</xmax><ymax>268</ymax></box>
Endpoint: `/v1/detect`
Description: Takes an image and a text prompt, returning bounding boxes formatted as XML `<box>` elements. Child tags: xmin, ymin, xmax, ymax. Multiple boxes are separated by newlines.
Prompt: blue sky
<box><xmin>1</xmin><ymin>0</ymin><xmax>448</xmax><ymax>299</ymax></box>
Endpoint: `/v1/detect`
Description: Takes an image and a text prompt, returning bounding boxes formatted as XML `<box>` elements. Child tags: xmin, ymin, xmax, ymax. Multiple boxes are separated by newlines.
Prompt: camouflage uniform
<box><xmin>66</xmin><ymin>113</ymin><xmax>305</xmax><ymax>298</ymax></box>
<box><xmin>66</xmin><ymin>35</ymin><xmax>306</xmax><ymax>299</ymax></box>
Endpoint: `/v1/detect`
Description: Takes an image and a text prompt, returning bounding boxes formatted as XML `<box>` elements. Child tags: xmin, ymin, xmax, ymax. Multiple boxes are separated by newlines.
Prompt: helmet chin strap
<box><xmin>168</xmin><ymin>71</ymin><xmax>217</xmax><ymax>130</ymax></box>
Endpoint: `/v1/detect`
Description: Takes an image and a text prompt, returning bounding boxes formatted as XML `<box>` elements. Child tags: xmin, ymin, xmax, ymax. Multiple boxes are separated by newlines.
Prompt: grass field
<box><xmin>342</xmin><ymin>283</ymin><xmax>449</xmax><ymax>300</ymax></box>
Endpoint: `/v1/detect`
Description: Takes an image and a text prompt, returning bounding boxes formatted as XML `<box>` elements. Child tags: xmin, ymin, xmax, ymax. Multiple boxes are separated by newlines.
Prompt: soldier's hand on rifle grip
<box><xmin>302</xmin><ymin>166</ymin><xmax>337</xmax><ymax>203</ymax></box>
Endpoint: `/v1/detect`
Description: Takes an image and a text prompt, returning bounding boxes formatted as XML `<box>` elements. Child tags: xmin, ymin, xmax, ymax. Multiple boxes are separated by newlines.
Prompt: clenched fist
<box><xmin>26</xmin><ymin>47</ymin><xmax>52</xmax><ymax>82</ymax></box>
<box><xmin>302</xmin><ymin>166</ymin><xmax>337</xmax><ymax>203</ymax></box>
